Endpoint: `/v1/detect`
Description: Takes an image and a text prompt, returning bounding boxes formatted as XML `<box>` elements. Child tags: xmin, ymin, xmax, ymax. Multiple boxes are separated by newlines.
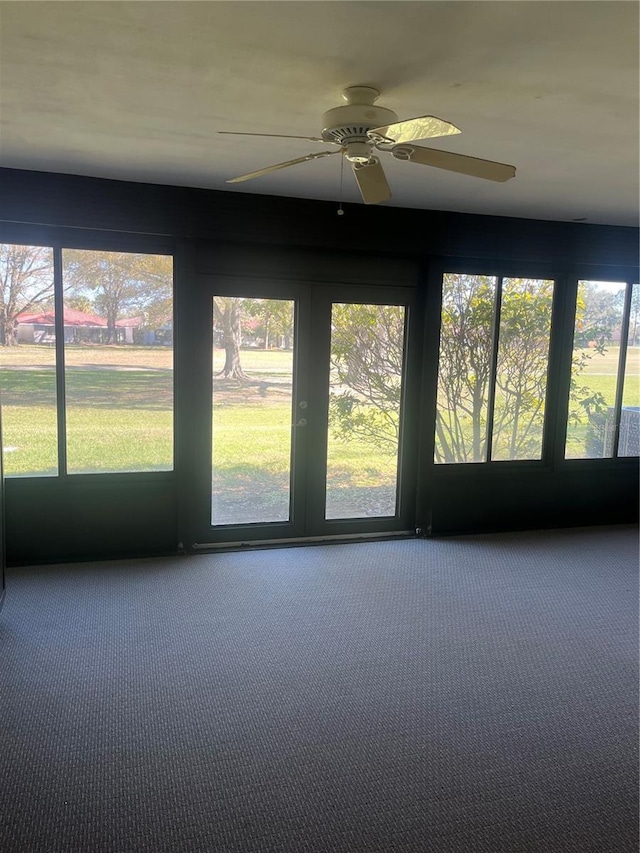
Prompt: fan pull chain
<box><xmin>337</xmin><ymin>150</ymin><xmax>345</xmax><ymax>216</ymax></box>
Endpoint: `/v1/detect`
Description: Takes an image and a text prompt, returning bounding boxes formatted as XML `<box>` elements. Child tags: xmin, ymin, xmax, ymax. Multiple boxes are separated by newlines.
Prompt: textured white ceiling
<box><xmin>0</xmin><ymin>1</ymin><xmax>638</xmax><ymax>226</ymax></box>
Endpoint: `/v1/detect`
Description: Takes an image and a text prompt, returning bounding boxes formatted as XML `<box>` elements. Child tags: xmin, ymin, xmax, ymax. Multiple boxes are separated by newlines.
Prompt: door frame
<box><xmin>304</xmin><ymin>283</ymin><xmax>420</xmax><ymax>538</ymax></box>
<box><xmin>186</xmin><ymin>274</ymin><xmax>421</xmax><ymax>549</ymax></box>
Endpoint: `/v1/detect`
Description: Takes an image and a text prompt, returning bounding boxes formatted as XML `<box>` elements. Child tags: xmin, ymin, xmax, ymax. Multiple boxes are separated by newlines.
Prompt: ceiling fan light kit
<box><xmin>221</xmin><ymin>86</ymin><xmax>516</xmax><ymax>204</ymax></box>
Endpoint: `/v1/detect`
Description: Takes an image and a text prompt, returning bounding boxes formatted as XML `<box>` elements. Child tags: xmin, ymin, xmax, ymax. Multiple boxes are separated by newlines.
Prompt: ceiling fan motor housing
<box><xmin>321</xmin><ymin>103</ymin><xmax>398</xmax><ymax>162</ymax></box>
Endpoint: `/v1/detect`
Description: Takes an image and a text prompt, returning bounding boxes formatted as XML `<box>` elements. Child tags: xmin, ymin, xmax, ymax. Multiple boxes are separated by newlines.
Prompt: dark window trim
<box><xmin>484</xmin><ymin>275</ymin><xmax>503</xmax><ymax>461</ymax></box>
<box><xmin>612</xmin><ymin>282</ymin><xmax>634</xmax><ymax>457</ymax></box>
<box><xmin>5</xmin><ymin>470</ymin><xmax>177</xmax><ymax>488</ymax></box>
<box><xmin>433</xmin><ymin>265</ymin><xmax>558</xmax><ymax>468</ymax></box>
<box><xmin>560</xmin><ymin>271</ymin><xmax>640</xmax><ymax>464</ymax></box>
<box><xmin>571</xmin><ymin>263</ymin><xmax>639</xmax><ymax>284</ymax></box>
<box><xmin>52</xmin><ymin>246</ymin><xmax>67</xmax><ymax>475</ymax></box>
<box><xmin>427</xmin><ymin>257</ymin><xmax>640</xmax><ymax>471</ymax></box>
<box><xmin>435</xmin><ymin>255</ymin><xmax>567</xmax><ymax>281</ymax></box>
<box><xmin>0</xmin><ymin>224</ymin><xmax>174</xmax><ymax>256</ymax></box>
<box><xmin>1</xmin><ymin>226</ymin><xmax>177</xmax><ymax>480</ymax></box>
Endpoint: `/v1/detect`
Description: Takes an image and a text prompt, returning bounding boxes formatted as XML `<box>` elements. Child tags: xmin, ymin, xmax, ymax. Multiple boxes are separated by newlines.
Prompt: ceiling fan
<box><xmin>219</xmin><ymin>86</ymin><xmax>516</xmax><ymax>205</ymax></box>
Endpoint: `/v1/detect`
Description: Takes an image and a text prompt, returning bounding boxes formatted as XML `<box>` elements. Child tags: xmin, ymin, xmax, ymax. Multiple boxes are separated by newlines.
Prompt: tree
<box><xmin>63</xmin><ymin>250</ymin><xmax>172</xmax><ymax>343</ymax></box>
<box><xmin>65</xmin><ymin>294</ymin><xmax>93</xmax><ymax>314</ymax></box>
<box><xmin>325</xmin><ymin>278</ymin><xmax>557</xmax><ymax>465</ymax></box>
<box><xmin>213</xmin><ymin>298</ymin><xmax>294</xmax><ymax>381</ymax></box>
<box><xmin>213</xmin><ymin>297</ymin><xmax>248</xmax><ymax>380</ymax></box>
<box><xmin>328</xmin><ymin>304</ymin><xmax>405</xmax><ymax>451</ymax></box>
<box><xmin>490</xmin><ymin>279</ymin><xmax>554</xmax><ymax>459</ymax></box>
<box><xmin>435</xmin><ymin>277</ymin><xmax>554</xmax><ymax>462</ymax></box>
<box><xmin>579</xmin><ymin>281</ymin><xmax>624</xmax><ymax>344</ymax></box>
<box><xmin>435</xmin><ymin>275</ymin><xmax>495</xmax><ymax>462</ymax></box>
<box><xmin>244</xmin><ymin>299</ymin><xmax>293</xmax><ymax>350</ymax></box>
<box><xmin>0</xmin><ymin>243</ymin><xmax>54</xmax><ymax>346</ymax></box>
<box><xmin>566</xmin><ymin>281</ymin><xmax>622</xmax><ymax>455</ymax></box>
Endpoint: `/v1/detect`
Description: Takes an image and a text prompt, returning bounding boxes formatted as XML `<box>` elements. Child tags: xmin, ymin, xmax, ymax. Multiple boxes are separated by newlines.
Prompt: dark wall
<box><xmin>5</xmin><ymin>476</ymin><xmax>177</xmax><ymax>566</ymax></box>
<box><xmin>1</xmin><ymin>166</ymin><xmax>637</xmax><ymax>264</ymax></box>
<box><xmin>425</xmin><ymin>464</ymin><xmax>639</xmax><ymax>536</ymax></box>
<box><xmin>0</xmin><ymin>167</ymin><xmax>638</xmax><ymax>564</ymax></box>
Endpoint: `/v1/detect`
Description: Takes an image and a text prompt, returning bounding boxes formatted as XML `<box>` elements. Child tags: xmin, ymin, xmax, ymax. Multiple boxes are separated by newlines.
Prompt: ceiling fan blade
<box><xmin>368</xmin><ymin>115</ymin><xmax>461</xmax><ymax>145</ymax></box>
<box><xmin>394</xmin><ymin>145</ymin><xmax>516</xmax><ymax>182</ymax></box>
<box><xmin>219</xmin><ymin>131</ymin><xmax>333</xmax><ymax>144</ymax></box>
<box><xmin>352</xmin><ymin>157</ymin><xmax>391</xmax><ymax>205</ymax></box>
<box><xmin>226</xmin><ymin>150</ymin><xmax>340</xmax><ymax>183</ymax></box>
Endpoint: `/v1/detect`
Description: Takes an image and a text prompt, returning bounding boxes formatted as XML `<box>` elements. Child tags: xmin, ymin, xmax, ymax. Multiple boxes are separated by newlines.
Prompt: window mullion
<box><xmin>554</xmin><ymin>275</ymin><xmax>579</xmax><ymax>463</ymax></box>
<box><xmin>53</xmin><ymin>247</ymin><xmax>68</xmax><ymax>476</ymax></box>
<box><xmin>484</xmin><ymin>276</ymin><xmax>503</xmax><ymax>461</ymax></box>
<box><xmin>611</xmin><ymin>282</ymin><xmax>633</xmax><ymax>458</ymax></box>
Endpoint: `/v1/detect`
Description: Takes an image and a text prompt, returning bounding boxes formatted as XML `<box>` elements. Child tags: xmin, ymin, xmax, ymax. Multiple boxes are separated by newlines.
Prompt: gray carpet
<box><xmin>0</xmin><ymin>526</ymin><xmax>637</xmax><ymax>852</ymax></box>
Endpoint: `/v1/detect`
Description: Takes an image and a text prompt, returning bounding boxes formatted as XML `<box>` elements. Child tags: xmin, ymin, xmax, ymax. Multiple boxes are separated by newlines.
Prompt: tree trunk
<box><xmin>509</xmin><ymin>396</ymin><xmax>521</xmax><ymax>459</ymax></box>
<box><xmin>434</xmin><ymin>414</ymin><xmax>456</xmax><ymax>463</ymax></box>
<box><xmin>0</xmin><ymin>316</ymin><xmax>18</xmax><ymax>346</ymax></box>
<box><xmin>106</xmin><ymin>309</ymin><xmax>118</xmax><ymax>344</ymax></box>
<box><xmin>216</xmin><ymin>300</ymin><xmax>248</xmax><ymax>380</ymax></box>
<box><xmin>472</xmin><ymin>386</ymin><xmax>484</xmax><ymax>462</ymax></box>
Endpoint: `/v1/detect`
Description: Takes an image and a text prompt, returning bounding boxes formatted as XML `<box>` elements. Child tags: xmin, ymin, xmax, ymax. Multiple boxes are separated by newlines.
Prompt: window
<box><xmin>491</xmin><ymin>278</ymin><xmax>554</xmax><ymax>460</ymax></box>
<box><xmin>1</xmin><ymin>242</ymin><xmax>174</xmax><ymax>477</ymax></box>
<box><xmin>0</xmin><ymin>243</ymin><xmax>58</xmax><ymax>476</ymax></box>
<box><xmin>566</xmin><ymin>280</ymin><xmax>638</xmax><ymax>459</ymax></box>
<box><xmin>62</xmin><ymin>250</ymin><xmax>173</xmax><ymax>473</ymax></box>
<box><xmin>435</xmin><ymin>273</ymin><xmax>554</xmax><ymax>464</ymax></box>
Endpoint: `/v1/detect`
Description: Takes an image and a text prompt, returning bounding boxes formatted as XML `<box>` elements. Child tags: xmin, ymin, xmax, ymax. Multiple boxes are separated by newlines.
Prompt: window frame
<box><xmin>559</xmin><ymin>264</ymin><xmax>640</xmax><ymax>464</ymax></box>
<box><xmin>428</xmin><ymin>257</ymin><xmax>562</xmax><ymax>470</ymax></box>
<box><xmin>0</xmin><ymin>224</ymin><xmax>176</xmax><ymax>481</ymax></box>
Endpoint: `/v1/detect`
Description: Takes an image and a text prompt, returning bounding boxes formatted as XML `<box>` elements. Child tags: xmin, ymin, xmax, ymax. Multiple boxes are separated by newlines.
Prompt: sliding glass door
<box><xmin>189</xmin><ymin>278</ymin><xmax>417</xmax><ymax>547</ymax></box>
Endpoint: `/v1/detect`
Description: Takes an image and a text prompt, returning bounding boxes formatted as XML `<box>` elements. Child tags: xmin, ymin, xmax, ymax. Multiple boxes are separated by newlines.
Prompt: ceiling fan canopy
<box><xmin>219</xmin><ymin>86</ymin><xmax>516</xmax><ymax>204</ymax></box>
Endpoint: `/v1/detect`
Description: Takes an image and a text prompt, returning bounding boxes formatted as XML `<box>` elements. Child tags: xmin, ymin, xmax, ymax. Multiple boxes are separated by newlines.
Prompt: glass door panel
<box><xmin>211</xmin><ymin>297</ymin><xmax>296</xmax><ymax>525</ymax></box>
<box><xmin>325</xmin><ymin>302</ymin><xmax>407</xmax><ymax>520</ymax></box>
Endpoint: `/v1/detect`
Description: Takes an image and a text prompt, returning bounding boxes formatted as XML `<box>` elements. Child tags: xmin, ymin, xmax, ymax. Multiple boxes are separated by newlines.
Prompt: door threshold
<box><xmin>192</xmin><ymin>530</ymin><xmax>415</xmax><ymax>553</ymax></box>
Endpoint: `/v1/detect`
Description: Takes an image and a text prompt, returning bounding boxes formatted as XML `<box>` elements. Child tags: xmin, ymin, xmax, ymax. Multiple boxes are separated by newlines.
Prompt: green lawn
<box><xmin>1</xmin><ymin>344</ymin><xmax>173</xmax><ymax>475</ymax></box>
<box><xmin>211</xmin><ymin>350</ymin><xmax>399</xmax><ymax>522</ymax></box>
<box><xmin>580</xmin><ymin>349</ymin><xmax>639</xmax><ymax>407</ymax></box>
<box><xmin>2</xmin><ymin>344</ymin><xmax>636</xmax><ymax>486</ymax></box>
<box><xmin>1</xmin><ymin>345</ymin><xmax>400</xmax><ymax>520</ymax></box>
<box><xmin>565</xmin><ymin>346</ymin><xmax>639</xmax><ymax>458</ymax></box>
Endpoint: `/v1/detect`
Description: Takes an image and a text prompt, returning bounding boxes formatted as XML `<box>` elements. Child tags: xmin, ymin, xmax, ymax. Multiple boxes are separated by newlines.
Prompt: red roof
<box><xmin>18</xmin><ymin>308</ymin><xmax>106</xmax><ymax>327</ymax></box>
<box><xmin>115</xmin><ymin>316</ymin><xmax>144</xmax><ymax>328</ymax></box>
<box><xmin>14</xmin><ymin>312</ymin><xmax>50</xmax><ymax>325</ymax></box>
<box><xmin>17</xmin><ymin>310</ymin><xmax>144</xmax><ymax>328</ymax></box>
